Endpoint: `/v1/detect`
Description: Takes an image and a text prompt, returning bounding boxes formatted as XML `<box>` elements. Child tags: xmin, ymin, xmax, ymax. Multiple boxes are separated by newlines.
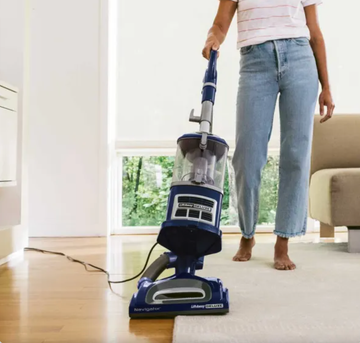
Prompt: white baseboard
<box><xmin>0</xmin><ymin>249</ymin><xmax>23</xmax><ymax>266</ymax></box>
<box><xmin>113</xmin><ymin>223</ymin><xmax>348</xmax><ymax>236</ymax></box>
<box><xmin>116</xmin><ymin>227</ymin><xmax>161</xmax><ymax>235</ymax></box>
<box><xmin>0</xmin><ymin>181</ymin><xmax>17</xmax><ymax>187</ymax></box>
<box><xmin>115</xmin><ymin>225</ymin><xmax>275</xmax><ymax>235</ymax></box>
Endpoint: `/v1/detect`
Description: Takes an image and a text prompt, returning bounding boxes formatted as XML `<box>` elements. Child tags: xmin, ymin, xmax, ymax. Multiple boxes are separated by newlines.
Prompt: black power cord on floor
<box><xmin>24</xmin><ymin>242</ymin><xmax>158</xmax><ymax>292</ymax></box>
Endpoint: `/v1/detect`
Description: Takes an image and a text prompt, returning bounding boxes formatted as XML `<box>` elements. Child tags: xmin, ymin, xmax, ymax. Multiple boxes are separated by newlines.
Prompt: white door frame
<box><xmin>100</xmin><ymin>0</ymin><xmax>119</xmax><ymax>236</ymax></box>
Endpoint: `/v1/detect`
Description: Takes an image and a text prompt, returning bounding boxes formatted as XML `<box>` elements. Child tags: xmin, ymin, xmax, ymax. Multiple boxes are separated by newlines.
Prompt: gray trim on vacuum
<box><xmin>145</xmin><ymin>279</ymin><xmax>212</xmax><ymax>305</ymax></box>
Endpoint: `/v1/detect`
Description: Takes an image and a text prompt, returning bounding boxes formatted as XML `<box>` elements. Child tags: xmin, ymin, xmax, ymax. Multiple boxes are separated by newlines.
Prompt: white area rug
<box><xmin>173</xmin><ymin>243</ymin><xmax>360</xmax><ymax>343</ymax></box>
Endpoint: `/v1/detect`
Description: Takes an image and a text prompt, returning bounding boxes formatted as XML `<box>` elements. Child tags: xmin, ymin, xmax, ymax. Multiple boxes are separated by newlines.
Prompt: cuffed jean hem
<box><xmin>241</xmin><ymin>230</ymin><xmax>256</xmax><ymax>239</ymax></box>
<box><xmin>273</xmin><ymin>230</ymin><xmax>306</xmax><ymax>239</ymax></box>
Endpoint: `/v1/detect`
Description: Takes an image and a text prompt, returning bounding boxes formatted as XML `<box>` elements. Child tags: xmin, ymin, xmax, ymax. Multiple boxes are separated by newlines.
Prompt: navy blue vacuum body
<box><xmin>129</xmin><ymin>50</ymin><xmax>230</xmax><ymax>318</ymax></box>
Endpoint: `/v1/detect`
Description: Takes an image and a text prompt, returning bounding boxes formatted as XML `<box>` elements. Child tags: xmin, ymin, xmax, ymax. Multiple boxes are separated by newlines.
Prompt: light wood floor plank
<box><xmin>0</xmin><ymin>233</ymin><xmax>346</xmax><ymax>343</ymax></box>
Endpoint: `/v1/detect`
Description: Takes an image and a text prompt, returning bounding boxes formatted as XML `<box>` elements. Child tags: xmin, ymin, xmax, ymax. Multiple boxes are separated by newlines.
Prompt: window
<box><xmin>122</xmin><ymin>156</ymin><xmax>175</xmax><ymax>227</ymax></box>
<box><xmin>120</xmin><ymin>153</ymin><xmax>280</xmax><ymax>229</ymax></box>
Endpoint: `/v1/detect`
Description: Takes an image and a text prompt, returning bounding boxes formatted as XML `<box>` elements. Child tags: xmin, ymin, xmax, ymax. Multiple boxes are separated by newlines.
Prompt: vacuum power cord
<box><xmin>24</xmin><ymin>242</ymin><xmax>158</xmax><ymax>292</ymax></box>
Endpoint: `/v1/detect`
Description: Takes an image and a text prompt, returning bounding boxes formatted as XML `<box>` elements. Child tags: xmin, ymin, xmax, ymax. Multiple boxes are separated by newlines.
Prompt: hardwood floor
<box><xmin>0</xmin><ymin>233</ymin><xmax>347</xmax><ymax>343</ymax></box>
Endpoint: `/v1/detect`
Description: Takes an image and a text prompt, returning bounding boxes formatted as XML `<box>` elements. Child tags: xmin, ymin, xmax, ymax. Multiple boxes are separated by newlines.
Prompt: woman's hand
<box><xmin>319</xmin><ymin>88</ymin><xmax>335</xmax><ymax>123</ymax></box>
<box><xmin>202</xmin><ymin>35</ymin><xmax>221</xmax><ymax>60</ymax></box>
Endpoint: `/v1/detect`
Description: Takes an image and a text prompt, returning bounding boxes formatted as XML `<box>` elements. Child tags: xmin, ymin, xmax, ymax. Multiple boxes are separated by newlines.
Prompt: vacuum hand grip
<box><xmin>207</xmin><ymin>49</ymin><xmax>218</xmax><ymax>80</ymax></box>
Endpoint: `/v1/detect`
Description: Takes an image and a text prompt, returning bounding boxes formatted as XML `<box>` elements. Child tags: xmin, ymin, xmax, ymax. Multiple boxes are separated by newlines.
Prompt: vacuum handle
<box><xmin>142</xmin><ymin>253</ymin><xmax>170</xmax><ymax>281</ymax></box>
<box><xmin>207</xmin><ymin>49</ymin><xmax>218</xmax><ymax>81</ymax></box>
<box><xmin>202</xmin><ymin>49</ymin><xmax>218</xmax><ymax>104</ymax></box>
<box><xmin>189</xmin><ymin>49</ymin><xmax>218</xmax><ymax>142</ymax></box>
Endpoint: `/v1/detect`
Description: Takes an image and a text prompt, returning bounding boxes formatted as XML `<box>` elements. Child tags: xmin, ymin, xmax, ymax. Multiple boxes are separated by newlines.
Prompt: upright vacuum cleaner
<box><xmin>129</xmin><ymin>50</ymin><xmax>230</xmax><ymax>318</ymax></box>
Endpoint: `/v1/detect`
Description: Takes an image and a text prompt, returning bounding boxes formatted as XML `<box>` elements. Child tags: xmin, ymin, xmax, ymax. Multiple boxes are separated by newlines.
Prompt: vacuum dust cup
<box><xmin>172</xmin><ymin>134</ymin><xmax>228</xmax><ymax>190</ymax></box>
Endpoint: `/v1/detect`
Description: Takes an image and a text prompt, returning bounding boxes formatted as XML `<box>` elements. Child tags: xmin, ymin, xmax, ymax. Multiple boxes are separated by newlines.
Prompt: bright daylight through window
<box><xmin>122</xmin><ymin>155</ymin><xmax>280</xmax><ymax>227</ymax></box>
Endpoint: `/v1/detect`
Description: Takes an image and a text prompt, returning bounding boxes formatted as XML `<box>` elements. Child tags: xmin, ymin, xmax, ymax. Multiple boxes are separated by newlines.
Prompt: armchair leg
<box><xmin>320</xmin><ymin>222</ymin><xmax>335</xmax><ymax>238</ymax></box>
<box><xmin>348</xmin><ymin>227</ymin><xmax>360</xmax><ymax>253</ymax></box>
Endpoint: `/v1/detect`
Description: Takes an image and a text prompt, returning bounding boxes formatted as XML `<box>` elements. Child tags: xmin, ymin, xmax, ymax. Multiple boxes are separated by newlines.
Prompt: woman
<box><xmin>203</xmin><ymin>0</ymin><xmax>335</xmax><ymax>270</ymax></box>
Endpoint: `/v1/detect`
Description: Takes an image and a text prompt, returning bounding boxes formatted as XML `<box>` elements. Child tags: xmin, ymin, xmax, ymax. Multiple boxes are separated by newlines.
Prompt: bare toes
<box><xmin>274</xmin><ymin>262</ymin><xmax>285</xmax><ymax>270</ymax></box>
<box><xmin>274</xmin><ymin>261</ymin><xmax>296</xmax><ymax>271</ymax></box>
<box><xmin>232</xmin><ymin>254</ymin><xmax>251</xmax><ymax>262</ymax></box>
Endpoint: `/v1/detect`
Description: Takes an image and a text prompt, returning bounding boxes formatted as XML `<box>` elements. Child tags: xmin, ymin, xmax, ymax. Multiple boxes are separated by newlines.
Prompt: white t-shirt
<box><xmin>230</xmin><ymin>0</ymin><xmax>322</xmax><ymax>48</ymax></box>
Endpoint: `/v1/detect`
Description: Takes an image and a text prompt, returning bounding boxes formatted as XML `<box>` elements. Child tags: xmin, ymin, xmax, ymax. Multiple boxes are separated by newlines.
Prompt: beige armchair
<box><xmin>309</xmin><ymin>115</ymin><xmax>360</xmax><ymax>253</ymax></box>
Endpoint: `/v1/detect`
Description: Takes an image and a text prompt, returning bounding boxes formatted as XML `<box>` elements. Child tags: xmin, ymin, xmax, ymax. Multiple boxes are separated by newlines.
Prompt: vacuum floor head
<box><xmin>129</xmin><ymin>273</ymin><xmax>229</xmax><ymax>319</ymax></box>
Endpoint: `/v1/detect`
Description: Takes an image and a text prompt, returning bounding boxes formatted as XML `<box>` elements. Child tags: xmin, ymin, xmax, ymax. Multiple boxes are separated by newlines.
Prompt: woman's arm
<box><xmin>202</xmin><ymin>0</ymin><xmax>237</xmax><ymax>60</ymax></box>
<box><xmin>305</xmin><ymin>5</ymin><xmax>335</xmax><ymax>123</ymax></box>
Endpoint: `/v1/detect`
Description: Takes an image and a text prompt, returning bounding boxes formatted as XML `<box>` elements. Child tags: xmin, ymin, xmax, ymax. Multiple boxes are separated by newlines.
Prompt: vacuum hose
<box><xmin>141</xmin><ymin>253</ymin><xmax>170</xmax><ymax>282</ymax></box>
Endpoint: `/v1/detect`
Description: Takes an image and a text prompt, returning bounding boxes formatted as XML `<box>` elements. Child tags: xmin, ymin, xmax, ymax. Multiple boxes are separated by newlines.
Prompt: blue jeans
<box><xmin>232</xmin><ymin>38</ymin><xmax>319</xmax><ymax>239</ymax></box>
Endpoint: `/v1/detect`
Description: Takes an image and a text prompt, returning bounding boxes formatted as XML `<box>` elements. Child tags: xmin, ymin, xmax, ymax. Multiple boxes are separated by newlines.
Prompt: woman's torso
<box><xmin>235</xmin><ymin>0</ymin><xmax>311</xmax><ymax>49</ymax></box>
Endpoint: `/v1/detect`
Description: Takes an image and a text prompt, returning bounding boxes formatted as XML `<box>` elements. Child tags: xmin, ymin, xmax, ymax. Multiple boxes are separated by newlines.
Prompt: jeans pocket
<box><xmin>240</xmin><ymin>44</ymin><xmax>255</xmax><ymax>55</ymax></box>
<box><xmin>291</xmin><ymin>37</ymin><xmax>309</xmax><ymax>46</ymax></box>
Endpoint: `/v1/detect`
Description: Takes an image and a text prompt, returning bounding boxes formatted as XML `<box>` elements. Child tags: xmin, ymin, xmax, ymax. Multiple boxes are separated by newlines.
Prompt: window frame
<box><xmin>111</xmin><ymin>145</ymin><xmax>318</xmax><ymax>235</ymax></box>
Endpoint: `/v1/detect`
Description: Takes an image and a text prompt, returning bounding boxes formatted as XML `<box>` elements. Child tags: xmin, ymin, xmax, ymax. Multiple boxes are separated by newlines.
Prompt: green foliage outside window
<box><xmin>122</xmin><ymin>155</ymin><xmax>279</xmax><ymax>227</ymax></box>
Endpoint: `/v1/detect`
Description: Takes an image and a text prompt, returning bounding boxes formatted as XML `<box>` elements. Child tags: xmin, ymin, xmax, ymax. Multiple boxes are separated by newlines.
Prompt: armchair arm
<box><xmin>311</xmin><ymin>115</ymin><xmax>360</xmax><ymax>176</ymax></box>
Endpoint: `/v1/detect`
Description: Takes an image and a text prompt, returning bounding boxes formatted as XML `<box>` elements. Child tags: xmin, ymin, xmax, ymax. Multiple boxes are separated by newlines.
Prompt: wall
<box><xmin>318</xmin><ymin>1</ymin><xmax>360</xmax><ymax>113</ymax></box>
<box><xmin>28</xmin><ymin>0</ymin><xmax>110</xmax><ymax>237</ymax></box>
<box><xmin>115</xmin><ymin>0</ymin><xmax>280</xmax><ymax>149</ymax></box>
<box><xmin>0</xmin><ymin>0</ymin><xmax>28</xmax><ymax>261</ymax></box>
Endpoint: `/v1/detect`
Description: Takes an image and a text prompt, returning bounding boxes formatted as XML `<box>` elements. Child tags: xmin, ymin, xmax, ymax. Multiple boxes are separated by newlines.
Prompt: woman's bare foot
<box><xmin>233</xmin><ymin>236</ymin><xmax>255</xmax><ymax>262</ymax></box>
<box><xmin>274</xmin><ymin>236</ymin><xmax>296</xmax><ymax>270</ymax></box>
